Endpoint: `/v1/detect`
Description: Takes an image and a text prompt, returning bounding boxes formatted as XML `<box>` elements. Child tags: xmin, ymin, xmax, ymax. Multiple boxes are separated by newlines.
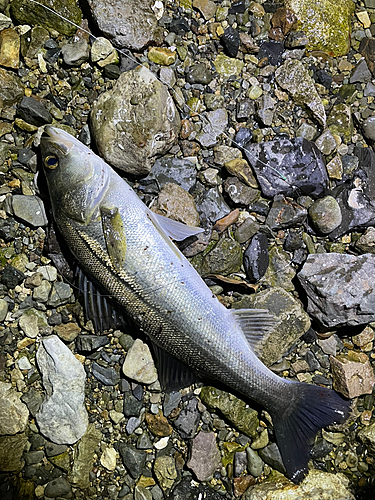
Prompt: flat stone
<box><xmin>352</xmin><ymin>326</ymin><xmax>374</xmax><ymax>348</ymax></box>
<box><xmin>356</xmin><ymin>227</ymin><xmax>375</xmax><ymax>253</ymax></box>
<box><xmin>173</xmin><ymin>397</ymin><xmax>200</xmax><ymax>439</ymax></box>
<box><xmin>68</xmin><ymin>424</ymin><xmax>101</xmax><ymax>488</ymax></box>
<box><xmin>0</xmin><ymin>28</ymin><xmax>20</xmax><ymax>69</ymax></box>
<box><xmin>36</xmin><ymin>335</ymin><xmax>88</xmax><ymax>444</ymax></box>
<box><xmin>152</xmin><ymin>183</ymin><xmax>200</xmax><ymax>227</ymax></box>
<box><xmin>0</xmin><ymin>298</ymin><xmax>8</xmax><ymax>322</ymax></box>
<box><xmin>350</xmin><ymin>59</ymin><xmax>372</xmax><ymax>83</ymax></box>
<box><xmin>118</xmin><ymin>443</ymin><xmax>146</xmax><ymax>480</ymax></box>
<box><xmin>47</xmin><ymin>282</ymin><xmax>72</xmax><ymax>307</ymax></box>
<box><xmin>54</xmin><ymin>322</ymin><xmax>81</xmax><ymax>342</ymax></box>
<box><xmin>12</xmin><ymin>195</ymin><xmax>48</xmax><ymax>227</ymax></box>
<box><xmin>298</xmin><ymin>253</ymin><xmax>375</xmax><ymax>328</ymax></box>
<box><xmin>148</xmin><ymin>47</ymin><xmax>176</xmax><ymax>66</ymax></box>
<box><xmin>193</xmin><ymin>0</ymin><xmax>216</xmax><ymax>20</ymax></box>
<box><xmin>214</xmin><ymin>53</ymin><xmax>244</xmax><ymax>78</ymax></box>
<box><xmin>123</xmin><ymin>339</ymin><xmax>158</xmax><ymax>385</ymax></box>
<box><xmin>92</xmin><ymin>362</ymin><xmax>120</xmax><ymax>386</ymax></box>
<box><xmin>358</xmin><ymin>420</ymin><xmax>375</xmax><ymax>455</ymax></box>
<box><xmin>100</xmin><ymin>447</ymin><xmax>117</xmax><ymax>471</ymax></box>
<box><xmin>187</xmin><ymin>431</ymin><xmax>221</xmax><ymax>481</ymax></box>
<box><xmin>44</xmin><ymin>477</ymin><xmax>72</xmax><ymax>498</ymax></box>
<box><xmin>61</xmin><ymin>38</ymin><xmax>89</xmax><ymax>66</ymax></box>
<box><xmin>330</xmin><ymin>351</ymin><xmax>375</xmax><ymax>399</ymax></box>
<box><xmin>0</xmin><ymin>382</ymin><xmax>29</xmax><ymax>434</ymax></box>
<box><xmin>266</xmin><ymin>195</ymin><xmax>307</xmax><ymax>230</ymax></box>
<box><xmin>275</xmin><ymin>59</ymin><xmax>326</xmax><ymax>126</ymax></box>
<box><xmin>0</xmin><ymin>433</ymin><xmax>28</xmax><ymax>472</ymax></box>
<box><xmin>154</xmin><ymin>455</ymin><xmax>178</xmax><ymax>491</ymax></box>
<box><xmin>76</xmin><ymin>335</ymin><xmax>110</xmax><ymax>352</ymax></box>
<box><xmin>315</xmin><ymin>129</ymin><xmax>338</xmax><ymax>155</ymax></box>
<box><xmin>33</xmin><ymin>280</ymin><xmax>52</xmax><ymax>303</ymax></box>
<box><xmin>0</xmin><ymin>67</ymin><xmax>24</xmax><ymax>108</ymax></box>
<box><xmin>197</xmin><ymin>108</ymin><xmax>228</xmax><ymax>147</ymax></box>
<box><xmin>145</xmin><ymin>411</ymin><xmax>172</xmax><ymax>437</ymax></box>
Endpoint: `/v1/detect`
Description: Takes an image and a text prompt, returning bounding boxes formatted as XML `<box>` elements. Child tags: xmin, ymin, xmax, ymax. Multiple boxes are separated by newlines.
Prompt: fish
<box><xmin>40</xmin><ymin>125</ymin><xmax>351</xmax><ymax>483</ymax></box>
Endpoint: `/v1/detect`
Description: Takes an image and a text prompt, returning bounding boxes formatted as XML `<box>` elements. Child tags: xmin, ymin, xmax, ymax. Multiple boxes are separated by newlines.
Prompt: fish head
<box><xmin>40</xmin><ymin>125</ymin><xmax>110</xmax><ymax>224</ymax></box>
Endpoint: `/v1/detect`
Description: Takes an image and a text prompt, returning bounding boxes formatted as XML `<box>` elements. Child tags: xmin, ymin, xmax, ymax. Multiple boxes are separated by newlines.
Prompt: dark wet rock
<box><xmin>21</xmin><ymin>388</ymin><xmax>43</xmax><ymax>418</ymax></box>
<box><xmin>141</xmin><ymin>157</ymin><xmax>197</xmax><ymax>194</ymax></box>
<box><xmin>362</xmin><ymin>116</ymin><xmax>375</xmax><ymax>141</ymax></box>
<box><xmin>11</xmin><ymin>0</ymin><xmax>81</xmax><ymax>36</ymax></box>
<box><xmin>258</xmin><ymin>40</ymin><xmax>284</xmax><ymax>66</ymax></box>
<box><xmin>298</xmin><ymin>253</ymin><xmax>375</xmax><ymax>328</ymax></box>
<box><xmin>90</xmin><ymin>66</ymin><xmax>180</xmax><ymax>175</ymax></box>
<box><xmin>283</xmin><ymin>231</ymin><xmax>303</xmax><ymax>252</ymax></box>
<box><xmin>195</xmin><ymin>187</ymin><xmax>230</xmax><ymax>225</ymax></box>
<box><xmin>87</xmin><ymin>0</ymin><xmax>161</xmax><ymax>50</ymax></box>
<box><xmin>76</xmin><ymin>335</ymin><xmax>110</xmax><ymax>352</ymax></box>
<box><xmin>163</xmin><ymin>391</ymin><xmax>182</xmax><ymax>417</ymax></box>
<box><xmin>45</xmin><ymin>443</ymin><xmax>68</xmax><ymax>458</ymax></box>
<box><xmin>17</xmin><ymin>96</ymin><xmax>52</xmax><ymax>126</ymax></box>
<box><xmin>1</xmin><ymin>265</ymin><xmax>24</xmax><ymax>288</ymax></box>
<box><xmin>235</xmin><ymin>217</ymin><xmax>260</xmax><ymax>244</ymax></box>
<box><xmin>266</xmin><ymin>195</ymin><xmax>307</xmax><ymax>230</ymax></box>
<box><xmin>0</xmin><ymin>433</ymin><xmax>28</xmax><ymax>471</ymax></box>
<box><xmin>192</xmin><ymin>235</ymin><xmax>242</xmax><ymax>276</ymax></box>
<box><xmin>350</xmin><ymin>59</ymin><xmax>372</xmax><ymax>83</ymax></box>
<box><xmin>275</xmin><ymin>59</ymin><xmax>326</xmax><ymax>126</ymax></box>
<box><xmin>185</xmin><ymin>63</ymin><xmax>212</xmax><ymax>85</ymax></box>
<box><xmin>329</xmin><ymin>147</ymin><xmax>375</xmax><ymax>238</ymax></box>
<box><xmin>187</xmin><ymin>431</ymin><xmax>221</xmax><ymax>481</ymax></box>
<box><xmin>123</xmin><ymin>391</ymin><xmax>143</xmax><ymax>417</ymax></box>
<box><xmin>0</xmin><ymin>216</ymin><xmax>18</xmax><ymax>241</ymax></box>
<box><xmin>11</xmin><ymin>195</ymin><xmax>48</xmax><ymax>227</ymax></box>
<box><xmin>234</xmin><ymin>287</ymin><xmax>310</xmax><ymax>366</ymax></box>
<box><xmin>223</xmin><ymin>177</ymin><xmax>259</xmax><ymax>205</ymax></box>
<box><xmin>221</xmin><ymin>26</ymin><xmax>240</xmax><ymax>57</ymax></box>
<box><xmin>61</xmin><ymin>39</ymin><xmax>89</xmax><ymax>66</ymax></box>
<box><xmin>118</xmin><ymin>443</ymin><xmax>146</xmax><ymax>479</ymax></box>
<box><xmin>285</xmin><ymin>30</ymin><xmax>309</xmax><ymax>48</ymax></box>
<box><xmin>92</xmin><ymin>362</ymin><xmax>120</xmax><ymax>386</ymax></box>
<box><xmin>174</xmin><ymin>397</ymin><xmax>200</xmax><ymax>439</ymax></box>
<box><xmin>169</xmin><ymin>474</ymin><xmax>223</xmax><ymax>500</ymax></box>
<box><xmin>311</xmin><ymin>438</ymin><xmax>334</xmax><ymax>459</ymax></box>
<box><xmin>236</xmin><ymin>99</ymin><xmax>255</xmax><ymax>122</ymax></box>
<box><xmin>308</xmin><ymin>196</ymin><xmax>342</xmax><ymax>234</ymax></box>
<box><xmin>243</xmin><ymin>233</ymin><xmax>269</xmax><ymax>283</ymax></box>
<box><xmin>234</xmin><ymin>127</ymin><xmax>253</xmax><ymax>148</ymax></box>
<box><xmin>244</xmin><ymin>137</ymin><xmax>328</xmax><ymax>198</ymax></box>
<box><xmin>258</xmin><ymin>442</ymin><xmax>286</xmax><ymax>474</ymax></box>
<box><xmin>200</xmin><ymin>386</ymin><xmax>259</xmax><ymax>438</ymax></box>
<box><xmin>44</xmin><ymin>477</ymin><xmax>72</xmax><ymax>498</ymax></box>
<box><xmin>36</xmin><ymin>335</ymin><xmax>88</xmax><ymax>444</ymax></box>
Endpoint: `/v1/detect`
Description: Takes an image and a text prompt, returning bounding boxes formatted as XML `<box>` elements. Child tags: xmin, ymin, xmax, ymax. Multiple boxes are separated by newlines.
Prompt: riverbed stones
<box><xmin>308</xmin><ymin>196</ymin><xmax>342</xmax><ymax>234</ymax></box>
<box><xmin>35</xmin><ymin>335</ymin><xmax>88</xmax><ymax>444</ymax></box>
<box><xmin>187</xmin><ymin>431</ymin><xmax>220</xmax><ymax>481</ymax></box>
<box><xmin>298</xmin><ymin>253</ymin><xmax>375</xmax><ymax>328</ymax></box>
<box><xmin>123</xmin><ymin>339</ymin><xmax>158</xmax><ymax>385</ymax></box>
<box><xmin>90</xmin><ymin>66</ymin><xmax>180</xmax><ymax>175</ymax></box>
<box><xmin>330</xmin><ymin>351</ymin><xmax>375</xmax><ymax>398</ymax></box>
<box><xmin>0</xmin><ymin>382</ymin><xmax>29</xmax><ymax>434</ymax></box>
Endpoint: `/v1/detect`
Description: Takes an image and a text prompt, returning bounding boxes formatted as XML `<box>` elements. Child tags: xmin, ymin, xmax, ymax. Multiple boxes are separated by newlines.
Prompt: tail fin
<box><xmin>271</xmin><ymin>382</ymin><xmax>351</xmax><ymax>483</ymax></box>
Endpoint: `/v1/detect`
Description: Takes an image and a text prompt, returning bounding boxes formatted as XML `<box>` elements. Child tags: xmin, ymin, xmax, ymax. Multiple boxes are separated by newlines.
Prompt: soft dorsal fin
<box><xmin>231</xmin><ymin>309</ymin><xmax>276</xmax><ymax>355</ymax></box>
<box><xmin>150</xmin><ymin>210</ymin><xmax>204</xmax><ymax>241</ymax></box>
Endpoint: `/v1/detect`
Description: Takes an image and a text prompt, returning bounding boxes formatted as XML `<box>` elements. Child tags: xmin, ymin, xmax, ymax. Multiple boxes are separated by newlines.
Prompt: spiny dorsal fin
<box><xmin>231</xmin><ymin>309</ymin><xmax>276</xmax><ymax>355</ymax></box>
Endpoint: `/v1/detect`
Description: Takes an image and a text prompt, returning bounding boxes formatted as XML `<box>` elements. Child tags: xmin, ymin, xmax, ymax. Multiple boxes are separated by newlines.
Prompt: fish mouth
<box><xmin>41</xmin><ymin>125</ymin><xmax>75</xmax><ymax>155</ymax></box>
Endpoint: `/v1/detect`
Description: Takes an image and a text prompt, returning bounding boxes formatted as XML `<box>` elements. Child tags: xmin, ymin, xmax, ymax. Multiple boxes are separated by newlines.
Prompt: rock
<box><xmin>200</xmin><ymin>386</ymin><xmax>259</xmax><ymax>438</ymax></box>
<box><xmin>21</xmin><ymin>388</ymin><xmax>43</xmax><ymax>417</ymax></box>
<box><xmin>69</xmin><ymin>424</ymin><xmax>101</xmax><ymax>488</ymax></box>
<box><xmin>100</xmin><ymin>447</ymin><xmax>117</xmax><ymax>471</ymax></box>
<box><xmin>243</xmin><ymin>232</ymin><xmax>269</xmax><ymax>282</ymax></box>
<box><xmin>356</xmin><ymin>227</ymin><xmax>375</xmax><ymax>253</ymax></box>
<box><xmin>163</xmin><ymin>391</ymin><xmax>181</xmax><ymax>417</ymax></box>
<box><xmin>350</xmin><ymin>59</ymin><xmax>372</xmax><ymax>83</ymax></box>
<box><xmin>173</xmin><ymin>397</ymin><xmax>200</xmax><ymax>439</ymax></box>
<box><xmin>12</xmin><ymin>195</ymin><xmax>48</xmax><ymax>227</ymax></box>
<box><xmin>330</xmin><ymin>351</ymin><xmax>375</xmax><ymax>398</ymax></box>
<box><xmin>76</xmin><ymin>335</ymin><xmax>110</xmax><ymax>352</ymax></box>
<box><xmin>0</xmin><ymin>298</ymin><xmax>8</xmax><ymax>322</ymax></box>
<box><xmin>44</xmin><ymin>477</ymin><xmax>71</xmax><ymax>498</ymax></box>
<box><xmin>262</xmin><ymin>246</ymin><xmax>296</xmax><ymax>292</ymax></box>
<box><xmin>362</xmin><ymin>116</ymin><xmax>375</xmax><ymax>141</ymax></box>
<box><xmin>327</xmin><ymin>104</ymin><xmax>353</xmax><ymax>142</ymax></box>
<box><xmin>123</xmin><ymin>339</ymin><xmax>158</xmax><ymax>384</ymax></box>
<box><xmin>35</xmin><ymin>335</ymin><xmax>88</xmax><ymax>444</ymax></box>
<box><xmin>140</xmin><ymin>157</ymin><xmax>197</xmax><ymax>193</ymax></box>
<box><xmin>197</xmin><ymin>108</ymin><xmax>228</xmax><ymax>147</ymax></box>
<box><xmin>87</xmin><ymin>0</ymin><xmax>161</xmax><ymax>50</ymax></box>
<box><xmin>266</xmin><ymin>195</ymin><xmax>307</xmax><ymax>230</ymax></box>
<box><xmin>61</xmin><ymin>38</ymin><xmax>89</xmax><ymax>66</ymax></box>
<box><xmin>25</xmin><ymin>450</ymin><xmax>44</xmax><ymax>465</ymax></box>
<box><xmin>221</xmin><ymin>26</ymin><xmax>240</xmax><ymax>58</ymax></box>
<box><xmin>45</xmin><ymin>443</ymin><xmax>68</xmax><ymax>457</ymax></box>
<box><xmin>148</xmin><ymin>47</ymin><xmax>176</xmax><ymax>66</ymax></box>
<box><xmin>92</xmin><ymin>362</ymin><xmax>120</xmax><ymax>386</ymax></box>
<box><xmin>223</xmin><ymin>177</ymin><xmax>259</xmax><ymax>205</ymax></box>
<box><xmin>193</xmin><ymin>0</ymin><xmax>216</xmax><ymax>20</ymax></box>
<box><xmin>296</xmin><ymin>122</ymin><xmax>318</xmax><ymax>141</ymax></box>
<box><xmin>246</xmin><ymin>447</ymin><xmax>264</xmax><ymax>477</ymax></box>
<box><xmin>0</xmin><ymin>13</ymin><xmax>12</xmax><ymax>31</ymax></box>
<box><xmin>118</xmin><ymin>443</ymin><xmax>146</xmax><ymax>479</ymax></box>
<box><xmin>244</xmin><ymin>137</ymin><xmax>328</xmax><ymax>198</ymax></box>
<box><xmin>258</xmin><ymin>442</ymin><xmax>285</xmax><ymax>474</ymax></box>
<box><xmin>33</xmin><ymin>280</ymin><xmax>52</xmax><ymax>303</ymax></box>
<box><xmin>47</xmin><ymin>282</ymin><xmax>72</xmax><ymax>307</ymax></box>
<box><xmin>315</xmin><ymin>129</ymin><xmax>338</xmax><ymax>156</ymax></box>
<box><xmin>298</xmin><ymin>253</ymin><xmax>375</xmax><ymax>328</ymax></box>
<box><xmin>244</xmin><ymin>469</ymin><xmax>355</xmax><ymax>500</ymax></box>
<box><xmin>123</xmin><ymin>390</ymin><xmax>143</xmax><ymax>417</ymax></box>
<box><xmin>225</xmin><ymin>158</ymin><xmax>258</xmax><ymax>188</ymax></box>
<box><xmin>193</xmin><ymin>235</ymin><xmax>242</xmax><ymax>276</ymax></box>
<box><xmin>0</xmin><ymin>28</ymin><xmax>20</xmax><ymax>69</ymax></box>
<box><xmin>38</xmin><ymin>265</ymin><xmax>57</xmax><ymax>281</ymax></box>
<box><xmin>233</xmin><ymin>287</ymin><xmax>311</xmax><ymax>366</ymax></box>
<box><xmin>90</xmin><ymin>36</ymin><xmax>115</xmax><ymax>63</ymax></box>
<box><xmin>308</xmin><ymin>196</ymin><xmax>342</xmax><ymax>234</ymax></box>
<box><xmin>145</xmin><ymin>411</ymin><xmax>172</xmax><ymax>437</ymax></box>
<box><xmin>360</xmin><ymin>37</ymin><xmax>375</xmax><ymax>76</ymax></box>
<box><xmin>152</xmin><ymin>183</ymin><xmax>200</xmax><ymax>227</ymax></box>
<box><xmin>352</xmin><ymin>326</ymin><xmax>374</xmax><ymax>348</ymax></box>
<box><xmin>1</xmin><ymin>265</ymin><xmax>25</xmax><ymax>288</ymax></box>
<box><xmin>257</xmin><ymin>40</ymin><xmax>284</xmax><ymax>66</ymax></box>
<box><xmin>213</xmin><ymin>53</ymin><xmax>244</xmax><ymax>78</ymax></box>
<box><xmin>185</xmin><ymin>63</ymin><xmax>212</xmax><ymax>85</ymax></box>
<box><xmin>195</xmin><ymin>187</ymin><xmax>231</xmax><ymax>225</ymax></box>
<box><xmin>90</xmin><ymin>66</ymin><xmax>180</xmax><ymax>175</ymax></box>
<box><xmin>0</xmin><ymin>433</ymin><xmax>28</xmax><ymax>472</ymax></box>
<box><xmin>317</xmin><ymin>336</ymin><xmax>339</xmax><ymax>356</ymax></box>
<box><xmin>358</xmin><ymin>420</ymin><xmax>375</xmax><ymax>454</ymax></box>
<box><xmin>257</xmin><ymin>94</ymin><xmax>276</xmax><ymax>127</ymax></box>
<box><xmin>187</xmin><ymin>431</ymin><xmax>221</xmax><ymax>481</ymax></box>
<box><xmin>326</xmin><ymin>155</ymin><xmax>343</xmax><ymax>180</ymax></box>
<box><xmin>284</xmin><ymin>0</ymin><xmax>354</xmax><ymax>56</ymax></box>
<box><xmin>275</xmin><ymin>59</ymin><xmax>326</xmax><ymax>126</ymax></box>
<box><xmin>19</xmin><ymin>309</ymin><xmax>44</xmax><ymax>338</ymax></box>
<box><xmin>154</xmin><ymin>455</ymin><xmax>177</xmax><ymax>491</ymax></box>
<box><xmin>54</xmin><ymin>322</ymin><xmax>80</xmax><ymax>342</ymax></box>
<box><xmin>0</xmin><ymin>382</ymin><xmax>29</xmax><ymax>434</ymax></box>
<box><xmin>17</xmin><ymin>96</ymin><xmax>52</xmax><ymax>126</ymax></box>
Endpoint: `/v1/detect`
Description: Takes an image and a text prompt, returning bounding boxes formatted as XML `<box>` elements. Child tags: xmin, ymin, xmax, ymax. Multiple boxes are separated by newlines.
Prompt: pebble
<box><xmin>92</xmin><ymin>362</ymin><xmax>120</xmax><ymax>386</ymax></box>
<box><xmin>122</xmin><ymin>339</ymin><xmax>158</xmax><ymax>385</ymax></box>
<box><xmin>243</xmin><ymin>232</ymin><xmax>269</xmax><ymax>283</ymax></box>
<box><xmin>330</xmin><ymin>351</ymin><xmax>375</xmax><ymax>398</ymax></box>
<box><xmin>100</xmin><ymin>447</ymin><xmax>117</xmax><ymax>471</ymax></box>
<box><xmin>61</xmin><ymin>38</ymin><xmax>89</xmax><ymax>66</ymax></box>
<box><xmin>47</xmin><ymin>282</ymin><xmax>72</xmax><ymax>307</ymax></box>
<box><xmin>187</xmin><ymin>431</ymin><xmax>221</xmax><ymax>481</ymax></box>
<box><xmin>118</xmin><ymin>443</ymin><xmax>146</xmax><ymax>480</ymax></box>
<box><xmin>173</xmin><ymin>397</ymin><xmax>200</xmax><ymax>439</ymax></box>
<box><xmin>308</xmin><ymin>196</ymin><xmax>342</xmax><ymax>234</ymax></box>
<box><xmin>246</xmin><ymin>447</ymin><xmax>264</xmax><ymax>477</ymax></box>
<box><xmin>11</xmin><ymin>195</ymin><xmax>48</xmax><ymax>227</ymax></box>
<box><xmin>76</xmin><ymin>335</ymin><xmax>110</xmax><ymax>352</ymax></box>
<box><xmin>44</xmin><ymin>477</ymin><xmax>72</xmax><ymax>498</ymax></box>
<box><xmin>38</xmin><ymin>265</ymin><xmax>57</xmax><ymax>281</ymax></box>
<box><xmin>0</xmin><ymin>298</ymin><xmax>8</xmax><ymax>322</ymax></box>
<box><xmin>154</xmin><ymin>455</ymin><xmax>177</xmax><ymax>491</ymax></box>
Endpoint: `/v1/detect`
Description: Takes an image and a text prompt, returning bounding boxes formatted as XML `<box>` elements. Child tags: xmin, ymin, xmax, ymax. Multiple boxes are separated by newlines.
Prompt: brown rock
<box><xmin>271</xmin><ymin>8</ymin><xmax>298</xmax><ymax>35</ymax></box>
<box><xmin>360</xmin><ymin>37</ymin><xmax>375</xmax><ymax>76</ymax></box>
<box><xmin>239</xmin><ymin>33</ymin><xmax>259</xmax><ymax>53</ymax></box>
<box><xmin>224</xmin><ymin>158</ymin><xmax>258</xmax><ymax>188</ymax></box>
<box><xmin>0</xmin><ymin>433</ymin><xmax>28</xmax><ymax>471</ymax></box>
<box><xmin>352</xmin><ymin>326</ymin><xmax>374</xmax><ymax>349</ymax></box>
<box><xmin>187</xmin><ymin>431</ymin><xmax>221</xmax><ymax>481</ymax></box>
<box><xmin>145</xmin><ymin>410</ymin><xmax>172</xmax><ymax>437</ymax></box>
<box><xmin>213</xmin><ymin>209</ymin><xmax>240</xmax><ymax>233</ymax></box>
<box><xmin>152</xmin><ymin>182</ymin><xmax>201</xmax><ymax>227</ymax></box>
<box><xmin>180</xmin><ymin>119</ymin><xmax>194</xmax><ymax>139</ymax></box>
<box><xmin>180</xmin><ymin>140</ymin><xmax>200</xmax><ymax>157</ymax></box>
<box><xmin>54</xmin><ymin>322</ymin><xmax>81</xmax><ymax>342</ymax></box>
<box><xmin>0</xmin><ymin>28</ymin><xmax>20</xmax><ymax>69</ymax></box>
<box><xmin>234</xmin><ymin>475</ymin><xmax>256</xmax><ymax>497</ymax></box>
<box><xmin>330</xmin><ymin>351</ymin><xmax>375</xmax><ymax>398</ymax></box>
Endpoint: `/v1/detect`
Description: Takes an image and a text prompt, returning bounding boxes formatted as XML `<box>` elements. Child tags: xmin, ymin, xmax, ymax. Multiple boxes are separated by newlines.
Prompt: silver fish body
<box><xmin>40</xmin><ymin>126</ymin><xmax>350</xmax><ymax>483</ymax></box>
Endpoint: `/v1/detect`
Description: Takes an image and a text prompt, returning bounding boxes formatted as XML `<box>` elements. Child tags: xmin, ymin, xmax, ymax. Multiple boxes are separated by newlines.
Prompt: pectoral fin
<box><xmin>101</xmin><ymin>206</ymin><xmax>127</xmax><ymax>272</ymax></box>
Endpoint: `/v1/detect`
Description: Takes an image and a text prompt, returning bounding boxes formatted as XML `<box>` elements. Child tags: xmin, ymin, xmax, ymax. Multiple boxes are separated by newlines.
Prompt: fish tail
<box><xmin>270</xmin><ymin>382</ymin><xmax>351</xmax><ymax>483</ymax></box>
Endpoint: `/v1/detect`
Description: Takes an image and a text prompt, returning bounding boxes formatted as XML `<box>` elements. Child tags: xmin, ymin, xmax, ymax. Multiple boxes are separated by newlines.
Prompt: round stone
<box><xmin>308</xmin><ymin>196</ymin><xmax>342</xmax><ymax>235</ymax></box>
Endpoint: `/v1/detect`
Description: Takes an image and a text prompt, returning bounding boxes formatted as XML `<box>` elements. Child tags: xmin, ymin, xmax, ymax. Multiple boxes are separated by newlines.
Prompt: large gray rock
<box><xmin>233</xmin><ymin>287</ymin><xmax>311</xmax><ymax>366</ymax></box>
<box><xmin>90</xmin><ymin>66</ymin><xmax>180</xmax><ymax>175</ymax></box>
<box><xmin>0</xmin><ymin>382</ymin><xmax>29</xmax><ymax>434</ymax></box>
<box><xmin>87</xmin><ymin>0</ymin><xmax>161</xmax><ymax>50</ymax></box>
<box><xmin>36</xmin><ymin>335</ymin><xmax>88</xmax><ymax>444</ymax></box>
<box><xmin>298</xmin><ymin>253</ymin><xmax>375</xmax><ymax>328</ymax></box>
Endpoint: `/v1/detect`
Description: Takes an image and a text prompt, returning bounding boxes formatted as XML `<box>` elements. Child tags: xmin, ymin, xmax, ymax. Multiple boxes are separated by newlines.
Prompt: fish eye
<box><xmin>44</xmin><ymin>155</ymin><xmax>59</xmax><ymax>170</ymax></box>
